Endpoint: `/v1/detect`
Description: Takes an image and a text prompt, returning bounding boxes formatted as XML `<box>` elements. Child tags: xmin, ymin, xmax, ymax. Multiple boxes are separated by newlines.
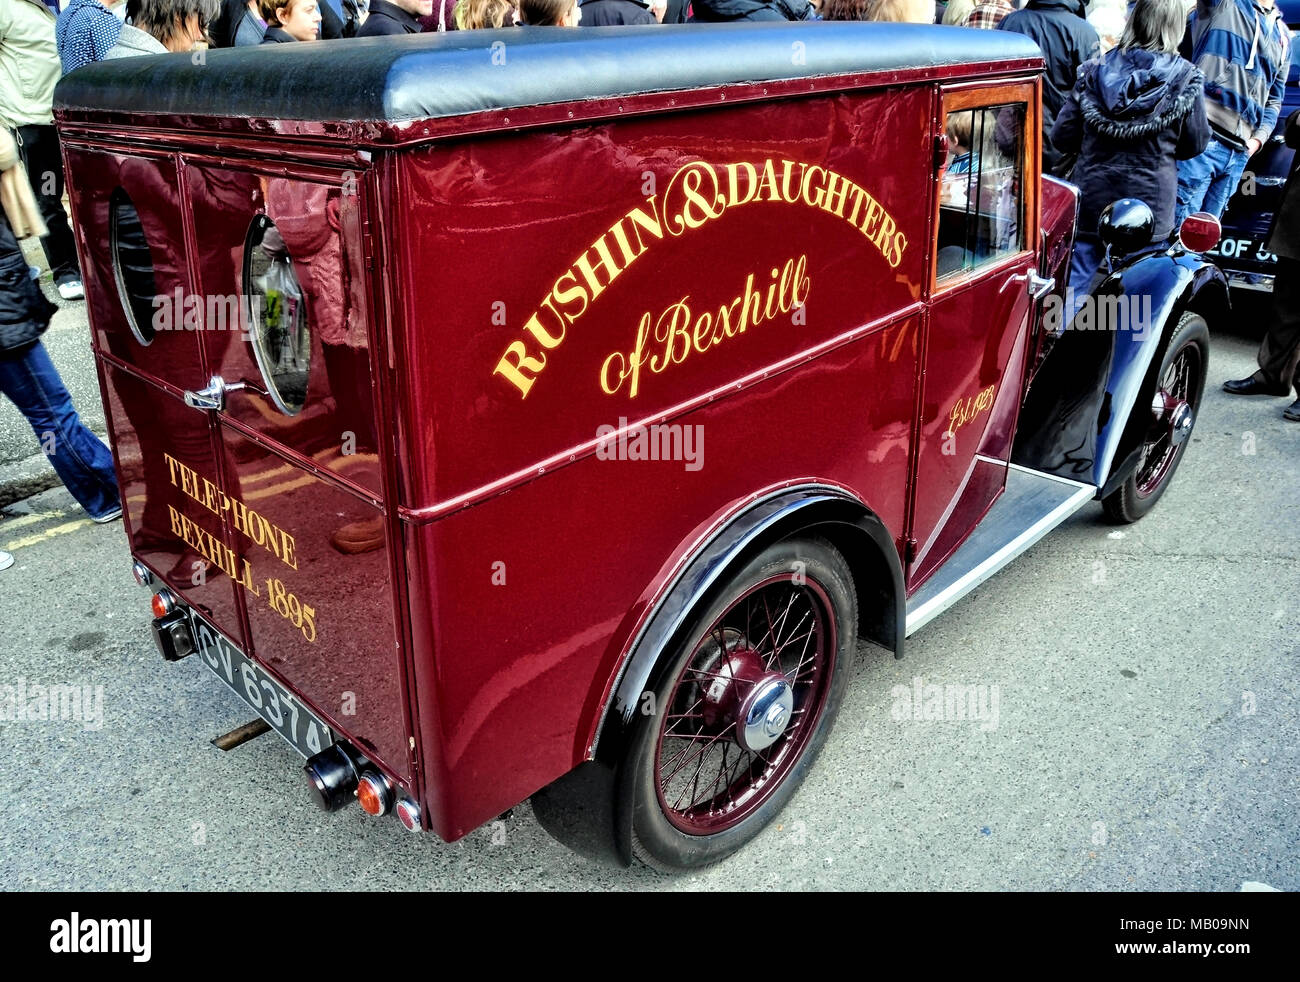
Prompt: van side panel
<box><xmin>391</xmin><ymin>89</ymin><xmax>932</xmax><ymax>512</ymax></box>
<box><xmin>389</xmin><ymin>91</ymin><xmax>931</xmax><ymax>839</ymax></box>
<box><xmin>408</xmin><ymin>321</ymin><xmax>918</xmax><ymax>840</ymax></box>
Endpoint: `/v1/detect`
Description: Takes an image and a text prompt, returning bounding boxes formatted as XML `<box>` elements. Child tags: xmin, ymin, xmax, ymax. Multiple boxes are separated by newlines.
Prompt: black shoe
<box><xmin>1223</xmin><ymin>374</ymin><xmax>1289</xmax><ymax>396</ymax></box>
<box><xmin>1284</xmin><ymin>399</ymin><xmax>1300</xmax><ymax>422</ymax></box>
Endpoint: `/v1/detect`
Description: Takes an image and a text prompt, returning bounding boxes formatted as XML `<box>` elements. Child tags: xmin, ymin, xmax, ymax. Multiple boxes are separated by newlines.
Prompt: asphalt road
<box><xmin>0</xmin><ymin>326</ymin><xmax>1296</xmax><ymax>891</ymax></box>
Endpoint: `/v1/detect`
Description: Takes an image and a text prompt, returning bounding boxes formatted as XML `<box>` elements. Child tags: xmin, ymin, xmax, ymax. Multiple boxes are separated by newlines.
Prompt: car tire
<box><xmin>1102</xmin><ymin>311</ymin><xmax>1209</xmax><ymax>524</ymax></box>
<box><xmin>625</xmin><ymin>536</ymin><xmax>857</xmax><ymax>871</ymax></box>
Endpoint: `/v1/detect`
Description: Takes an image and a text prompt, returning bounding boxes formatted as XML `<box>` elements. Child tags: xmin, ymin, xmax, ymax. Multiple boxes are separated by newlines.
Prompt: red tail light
<box><xmin>1178</xmin><ymin>212</ymin><xmax>1221</xmax><ymax>253</ymax></box>
<box><xmin>151</xmin><ymin>590</ymin><xmax>175</xmax><ymax>618</ymax></box>
<box><xmin>395</xmin><ymin>798</ymin><xmax>422</xmax><ymax>832</ymax></box>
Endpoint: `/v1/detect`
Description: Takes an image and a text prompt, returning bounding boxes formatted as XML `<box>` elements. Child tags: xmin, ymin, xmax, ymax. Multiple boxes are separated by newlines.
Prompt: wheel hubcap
<box><xmin>740</xmin><ymin>677</ymin><xmax>795</xmax><ymax>752</ymax></box>
<box><xmin>1169</xmin><ymin>401</ymin><xmax>1193</xmax><ymax>446</ymax></box>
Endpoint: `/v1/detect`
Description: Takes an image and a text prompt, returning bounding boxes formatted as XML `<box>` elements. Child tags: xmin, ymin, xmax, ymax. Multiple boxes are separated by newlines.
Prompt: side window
<box><xmin>244</xmin><ymin>213</ymin><xmax>312</xmax><ymax>416</ymax></box>
<box><xmin>110</xmin><ymin>189</ymin><xmax>159</xmax><ymax>345</ymax></box>
<box><xmin>936</xmin><ymin>103</ymin><xmax>1026</xmax><ymax>279</ymax></box>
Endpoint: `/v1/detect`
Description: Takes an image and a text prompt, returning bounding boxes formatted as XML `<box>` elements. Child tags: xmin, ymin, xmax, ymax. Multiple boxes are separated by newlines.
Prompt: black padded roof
<box><xmin>54</xmin><ymin>23</ymin><xmax>1042</xmax><ymax>126</ymax></box>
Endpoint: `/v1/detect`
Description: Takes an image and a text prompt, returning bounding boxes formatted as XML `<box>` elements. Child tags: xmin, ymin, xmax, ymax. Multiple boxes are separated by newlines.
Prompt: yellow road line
<box><xmin>4</xmin><ymin>519</ymin><xmax>93</xmax><ymax>551</ymax></box>
<box><xmin>0</xmin><ymin>510</ymin><xmax>67</xmax><ymax>533</ymax></box>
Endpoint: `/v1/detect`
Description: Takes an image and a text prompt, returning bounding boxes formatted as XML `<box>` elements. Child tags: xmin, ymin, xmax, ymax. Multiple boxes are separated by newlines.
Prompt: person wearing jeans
<box><xmin>13</xmin><ymin>123</ymin><xmax>83</xmax><ymax>299</ymax></box>
<box><xmin>1174</xmin><ymin>135</ymin><xmax>1255</xmax><ymax>224</ymax></box>
<box><xmin>0</xmin><ymin>340</ymin><xmax>122</xmax><ymax>522</ymax></box>
<box><xmin>0</xmin><ymin>0</ymin><xmax>85</xmax><ymax>300</ymax></box>
<box><xmin>1174</xmin><ymin>0</ymin><xmax>1291</xmax><ymax>227</ymax></box>
<box><xmin>0</xmin><ymin>211</ymin><xmax>120</xmax><ymax>528</ymax></box>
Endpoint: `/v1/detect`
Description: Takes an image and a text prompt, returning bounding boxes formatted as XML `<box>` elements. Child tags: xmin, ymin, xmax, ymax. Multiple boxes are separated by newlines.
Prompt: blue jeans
<box><xmin>1175</xmin><ymin>138</ymin><xmax>1252</xmax><ymax>227</ymax></box>
<box><xmin>1065</xmin><ymin>236</ymin><xmax>1107</xmax><ymax>326</ymax></box>
<box><xmin>0</xmin><ymin>341</ymin><xmax>120</xmax><ymax>519</ymax></box>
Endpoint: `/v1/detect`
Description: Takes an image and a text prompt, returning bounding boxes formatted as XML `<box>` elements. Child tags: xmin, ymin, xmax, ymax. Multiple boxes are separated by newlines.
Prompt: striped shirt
<box><xmin>1188</xmin><ymin>0</ymin><xmax>1292</xmax><ymax>148</ymax></box>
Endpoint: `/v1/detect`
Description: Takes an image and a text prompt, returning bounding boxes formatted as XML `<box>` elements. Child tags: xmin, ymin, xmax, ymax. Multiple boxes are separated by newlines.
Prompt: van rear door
<box><xmin>64</xmin><ymin>144</ymin><xmax>246</xmax><ymax>645</ymax></box>
<box><xmin>176</xmin><ymin>158</ymin><xmax>412</xmax><ymax>782</ymax></box>
<box><xmin>66</xmin><ymin>139</ymin><xmax>412</xmax><ymax>782</ymax></box>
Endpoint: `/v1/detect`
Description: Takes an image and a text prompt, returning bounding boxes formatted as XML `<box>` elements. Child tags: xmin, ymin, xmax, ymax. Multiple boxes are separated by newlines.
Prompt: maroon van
<box><xmin>54</xmin><ymin>23</ymin><xmax>1227</xmax><ymax>869</ymax></box>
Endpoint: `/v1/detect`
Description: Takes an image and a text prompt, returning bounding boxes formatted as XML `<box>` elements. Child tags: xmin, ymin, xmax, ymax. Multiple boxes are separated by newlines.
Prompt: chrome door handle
<box><xmin>183</xmin><ymin>375</ymin><xmax>245</xmax><ymax>412</ymax></box>
<box><xmin>1004</xmin><ymin>270</ymin><xmax>1056</xmax><ymax>301</ymax></box>
<box><xmin>1026</xmin><ymin>271</ymin><xmax>1056</xmax><ymax>301</ymax></box>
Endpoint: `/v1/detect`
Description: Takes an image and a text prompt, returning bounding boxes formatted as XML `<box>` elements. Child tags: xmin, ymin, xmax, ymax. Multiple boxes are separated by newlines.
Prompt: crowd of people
<box><xmin>0</xmin><ymin>0</ymin><xmax>1296</xmax><ymax>570</ymax></box>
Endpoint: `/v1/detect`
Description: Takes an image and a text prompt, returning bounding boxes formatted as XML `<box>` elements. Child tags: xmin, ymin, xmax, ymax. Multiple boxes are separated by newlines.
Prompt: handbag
<box><xmin>0</xmin><ymin>240</ymin><xmax>57</xmax><ymax>360</ymax></box>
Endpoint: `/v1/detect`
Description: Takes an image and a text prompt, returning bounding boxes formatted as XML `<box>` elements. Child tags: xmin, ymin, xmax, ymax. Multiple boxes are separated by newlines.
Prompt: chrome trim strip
<box><xmin>904</xmin><ymin>464</ymin><xmax>1095</xmax><ymax>637</ymax></box>
<box><xmin>1226</xmin><ymin>276</ymin><xmax>1275</xmax><ymax>293</ymax></box>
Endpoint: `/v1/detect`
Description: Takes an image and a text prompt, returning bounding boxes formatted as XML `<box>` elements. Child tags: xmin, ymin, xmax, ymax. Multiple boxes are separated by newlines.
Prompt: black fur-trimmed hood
<box><xmin>1077</xmin><ymin>48</ymin><xmax>1205</xmax><ymax>141</ymax></box>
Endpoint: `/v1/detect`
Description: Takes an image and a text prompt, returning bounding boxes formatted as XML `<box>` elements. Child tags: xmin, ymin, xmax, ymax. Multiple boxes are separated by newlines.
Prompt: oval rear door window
<box><xmin>110</xmin><ymin>189</ymin><xmax>158</xmax><ymax>345</ymax></box>
<box><xmin>244</xmin><ymin>214</ymin><xmax>311</xmax><ymax>416</ymax></box>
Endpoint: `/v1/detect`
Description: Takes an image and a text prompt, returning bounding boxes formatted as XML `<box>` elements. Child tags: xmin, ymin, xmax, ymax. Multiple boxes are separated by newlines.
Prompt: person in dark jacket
<box><xmin>998</xmin><ymin>0</ymin><xmax>1100</xmax><ymax>177</ymax></box>
<box><xmin>1223</xmin><ymin>109</ymin><xmax>1300</xmax><ymax>420</ymax></box>
<box><xmin>356</xmin><ymin>0</ymin><xmax>430</xmax><ymax>33</ymax></box>
<box><xmin>691</xmin><ymin>0</ymin><xmax>815</xmax><ymax>19</ymax></box>
<box><xmin>1052</xmin><ymin>0</ymin><xmax>1209</xmax><ymax>321</ymax></box>
<box><xmin>579</xmin><ymin>0</ymin><xmax>655</xmax><ymax>23</ymax></box>
<box><xmin>213</xmin><ymin>0</ymin><xmax>259</xmax><ymax>45</ymax></box>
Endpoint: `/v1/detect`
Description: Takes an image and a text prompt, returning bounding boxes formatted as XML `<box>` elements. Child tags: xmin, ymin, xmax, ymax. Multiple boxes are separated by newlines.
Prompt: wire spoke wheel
<box><xmin>1135</xmin><ymin>339</ymin><xmax>1199</xmax><ymax>498</ymax></box>
<box><xmin>1102</xmin><ymin>312</ymin><xmax>1209</xmax><ymax>524</ymax></box>
<box><xmin>629</xmin><ymin>537</ymin><xmax>857</xmax><ymax>869</ymax></box>
<box><xmin>654</xmin><ymin>574</ymin><xmax>834</xmax><ymax>834</ymax></box>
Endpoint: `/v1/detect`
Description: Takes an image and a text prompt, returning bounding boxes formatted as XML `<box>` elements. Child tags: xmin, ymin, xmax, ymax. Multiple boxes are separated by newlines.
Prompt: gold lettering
<box><xmin>692</xmin><ymin>311</ymin><xmax>713</xmax><ymax>354</ymax></box>
<box><xmin>493</xmin><ymin>341</ymin><xmax>547</xmax><ymax>398</ymax></box>
<box><xmin>755</xmin><ymin>159</ymin><xmax>781</xmax><ymax>203</ymax></box>
<box><xmin>623</xmin><ymin>199</ymin><xmax>665</xmax><ymax>256</ymax></box>
<box><xmin>574</xmin><ymin>235</ymin><xmax>623</xmax><ymax>300</ymax></box>
<box><xmin>551</xmin><ymin>270</ymin><xmax>588</xmax><ymax>322</ymax></box>
<box><xmin>801</xmin><ymin>165</ymin><xmax>828</xmax><ymax>209</ymax></box>
<box><xmin>598</xmin><ymin>255</ymin><xmax>812</xmax><ymax>399</ymax></box>
<box><xmin>600</xmin><ymin>350</ymin><xmax>626</xmax><ymax>396</ymax></box>
<box><xmin>496</xmin><ymin>158</ymin><xmax>904</xmax><ymax>398</ymax></box>
<box><xmin>822</xmin><ymin>172</ymin><xmax>851</xmax><ymax>218</ymax></box>
<box><xmin>779</xmin><ymin>159</ymin><xmax>804</xmax><ymax>204</ymax></box>
<box><xmin>859</xmin><ymin>197</ymin><xmax>883</xmax><ymax>239</ymax></box>
<box><xmin>725</xmin><ymin>162</ymin><xmax>758</xmax><ymax>207</ymax></box>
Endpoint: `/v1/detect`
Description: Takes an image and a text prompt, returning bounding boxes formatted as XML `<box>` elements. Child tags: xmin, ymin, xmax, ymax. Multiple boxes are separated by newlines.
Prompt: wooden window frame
<box><xmin>932</xmin><ymin>79</ymin><xmax>1042</xmax><ymax>297</ymax></box>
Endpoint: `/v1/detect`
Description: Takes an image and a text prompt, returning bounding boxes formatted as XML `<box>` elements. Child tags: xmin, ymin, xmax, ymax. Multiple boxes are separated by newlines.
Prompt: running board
<box><xmin>905</xmin><ymin>464</ymin><xmax>1096</xmax><ymax>637</ymax></box>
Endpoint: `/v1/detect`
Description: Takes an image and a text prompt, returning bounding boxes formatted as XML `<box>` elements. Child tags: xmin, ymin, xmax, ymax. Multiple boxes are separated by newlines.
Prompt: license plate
<box><xmin>187</xmin><ymin>608</ymin><xmax>333</xmax><ymax>759</ymax></box>
<box><xmin>1206</xmin><ymin>236</ymin><xmax>1276</xmax><ymax>265</ymax></box>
